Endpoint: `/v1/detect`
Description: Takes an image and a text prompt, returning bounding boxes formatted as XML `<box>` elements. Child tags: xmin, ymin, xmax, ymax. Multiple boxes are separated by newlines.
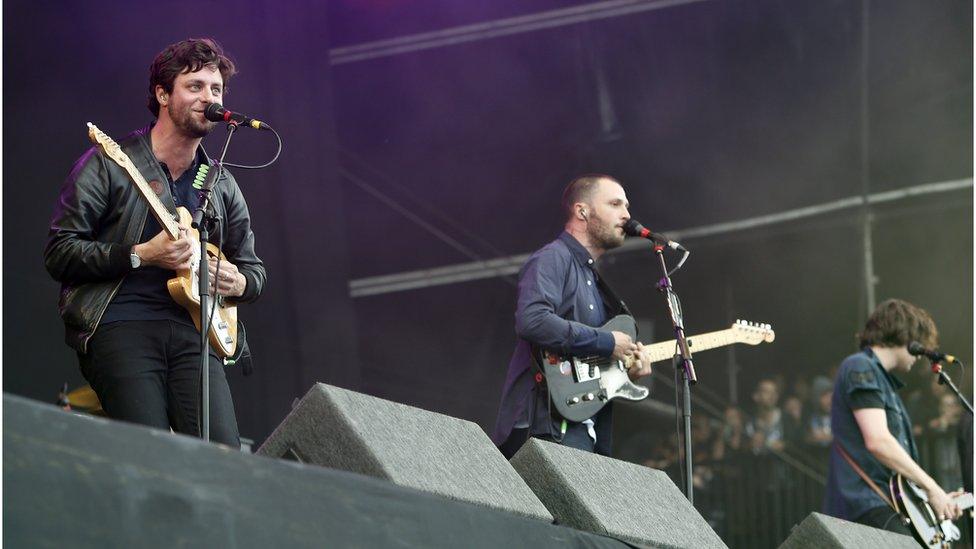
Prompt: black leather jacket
<box><xmin>44</xmin><ymin>124</ymin><xmax>266</xmax><ymax>353</ymax></box>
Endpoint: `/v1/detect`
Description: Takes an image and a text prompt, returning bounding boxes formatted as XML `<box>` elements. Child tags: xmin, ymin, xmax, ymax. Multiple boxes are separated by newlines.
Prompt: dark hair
<box><xmin>857</xmin><ymin>298</ymin><xmax>938</xmax><ymax>349</ymax></box>
<box><xmin>147</xmin><ymin>38</ymin><xmax>236</xmax><ymax>117</ymax></box>
<box><xmin>560</xmin><ymin>173</ymin><xmax>619</xmax><ymax>220</ymax></box>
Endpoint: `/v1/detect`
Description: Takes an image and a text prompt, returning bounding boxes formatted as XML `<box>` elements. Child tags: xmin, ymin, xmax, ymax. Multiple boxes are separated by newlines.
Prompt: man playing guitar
<box><xmin>824</xmin><ymin>299</ymin><xmax>964</xmax><ymax>535</ymax></box>
<box><xmin>44</xmin><ymin>38</ymin><xmax>266</xmax><ymax>447</ymax></box>
<box><xmin>492</xmin><ymin>174</ymin><xmax>653</xmax><ymax>458</ymax></box>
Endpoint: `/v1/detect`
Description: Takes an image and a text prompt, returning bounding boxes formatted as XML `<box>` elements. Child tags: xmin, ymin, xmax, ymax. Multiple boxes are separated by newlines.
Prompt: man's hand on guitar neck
<box><xmin>928</xmin><ymin>487</ymin><xmax>964</xmax><ymax>522</ymax></box>
<box><xmin>133</xmin><ymin>228</ymin><xmax>193</xmax><ymax>270</ymax></box>
<box><xmin>628</xmin><ymin>342</ymin><xmax>653</xmax><ymax>380</ymax></box>
<box><xmin>208</xmin><ymin>257</ymin><xmax>246</xmax><ymax>298</ymax></box>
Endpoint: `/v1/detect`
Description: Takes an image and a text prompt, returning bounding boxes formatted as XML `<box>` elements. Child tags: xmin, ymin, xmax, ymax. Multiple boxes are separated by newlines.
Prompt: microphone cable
<box><xmin>220</xmin><ymin>125</ymin><xmax>283</xmax><ymax>170</ymax></box>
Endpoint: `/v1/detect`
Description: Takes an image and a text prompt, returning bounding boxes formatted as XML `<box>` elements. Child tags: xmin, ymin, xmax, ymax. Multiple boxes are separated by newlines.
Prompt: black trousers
<box><xmin>79</xmin><ymin>320</ymin><xmax>240</xmax><ymax>448</ymax></box>
<box><xmin>854</xmin><ymin>505</ymin><xmax>912</xmax><ymax>536</ymax></box>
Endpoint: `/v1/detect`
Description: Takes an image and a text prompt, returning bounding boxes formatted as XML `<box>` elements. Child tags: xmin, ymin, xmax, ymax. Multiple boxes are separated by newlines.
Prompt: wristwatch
<box><xmin>130</xmin><ymin>247</ymin><xmax>142</xmax><ymax>269</ymax></box>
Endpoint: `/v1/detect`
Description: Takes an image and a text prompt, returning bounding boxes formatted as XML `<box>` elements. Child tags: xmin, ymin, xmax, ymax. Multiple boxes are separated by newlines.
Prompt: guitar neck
<box><xmin>117</xmin><ymin>156</ymin><xmax>181</xmax><ymax>239</ymax></box>
<box><xmin>955</xmin><ymin>493</ymin><xmax>974</xmax><ymax>511</ymax></box>
<box><xmin>643</xmin><ymin>328</ymin><xmax>742</xmax><ymax>364</ymax></box>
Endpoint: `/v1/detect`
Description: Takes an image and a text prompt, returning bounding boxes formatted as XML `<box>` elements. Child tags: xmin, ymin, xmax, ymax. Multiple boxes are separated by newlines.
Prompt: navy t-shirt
<box><xmin>824</xmin><ymin>347</ymin><xmax>918</xmax><ymax>520</ymax></box>
<box><xmin>100</xmin><ymin>150</ymin><xmax>206</xmax><ymax>326</ymax></box>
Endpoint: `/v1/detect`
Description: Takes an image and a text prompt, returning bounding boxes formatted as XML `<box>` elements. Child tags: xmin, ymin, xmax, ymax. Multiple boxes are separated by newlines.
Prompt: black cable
<box><xmin>221</xmin><ymin>125</ymin><xmax>282</xmax><ymax>170</ymax></box>
<box><xmin>673</xmin><ymin>349</ymin><xmax>685</xmax><ymax>491</ymax></box>
<box><xmin>952</xmin><ymin>359</ymin><xmax>966</xmax><ymax>382</ymax></box>
<box><xmin>196</xmin><ymin>194</ymin><xmax>225</xmax><ymax>437</ymax></box>
<box><xmin>668</xmin><ymin>250</ymin><xmax>690</xmax><ymax>277</ymax></box>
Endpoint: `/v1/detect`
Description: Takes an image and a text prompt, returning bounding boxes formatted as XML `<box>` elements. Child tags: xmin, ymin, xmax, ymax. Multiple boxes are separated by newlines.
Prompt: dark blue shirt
<box><xmin>824</xmin><ymin>348</ymin><xmax>919</xmax><ymax>520</ymax></box>
<box><xmin>100</xmin><ymin>150</ymin><xmax>206</xmax><ymax>326</ymax></box>
<box><xmin>492</xmin><ymin>231</ymin><xmax>623</xmax><ymax>445</ymax></box>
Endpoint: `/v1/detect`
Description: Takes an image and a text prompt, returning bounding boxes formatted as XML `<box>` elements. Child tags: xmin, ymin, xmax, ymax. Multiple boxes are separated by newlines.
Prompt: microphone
<box><xmin>908</xmin><ymin>341</ymin><xmax>956</xmax><ymax>364</ymax></box>
<box><xmin>204</xmin><ymin>103</ymin><xmax>269</xmax><ymax>130</ymax></box>
<box><xmin>623</xmin><ymin>219</ymin><xmax>687</xmax><ymax>252</ymax></box>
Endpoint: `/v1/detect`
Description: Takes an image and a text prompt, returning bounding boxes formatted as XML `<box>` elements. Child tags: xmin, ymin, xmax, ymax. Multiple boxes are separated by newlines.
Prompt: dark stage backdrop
<box><xmin>3</xmin><ymin>0</ymin><xmax>359</xmax><ymax>442</ymax></box>
<box><xmin>328</xmin><ymin>0</ymin><xmax>973</xmax><ymax>439</ymax></box>
<box><xmin>3</xmin><ymin>0</ymin><xmax>972</xmax><ymax>450</ymax></box>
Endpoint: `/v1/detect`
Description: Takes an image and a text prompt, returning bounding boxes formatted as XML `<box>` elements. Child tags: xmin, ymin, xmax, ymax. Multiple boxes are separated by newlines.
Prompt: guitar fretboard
<box><xmin>87</xmin><ymin>123</ymin><xmax>180</xmax><ymax>239</ymax></box>
<box><xmin>644</xmin><ymin>328</ymin><xmax>755</xmax><ymax>364</ymax></box>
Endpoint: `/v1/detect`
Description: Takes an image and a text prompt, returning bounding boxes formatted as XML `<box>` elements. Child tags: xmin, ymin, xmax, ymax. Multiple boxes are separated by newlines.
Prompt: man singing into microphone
<box><xmin>44</xmin><ymin>38</ymin><xmax>266</xmax><ymax>447</ymax></box>
<box><xmin>493</xmin><ymin>174</ymin><xmax>653</xmax><ymax>457</ymax></box>
<box><xmin>824</xmin><ymin>299</ymin><xmax>963</xmax><ymax>532</ymax></box>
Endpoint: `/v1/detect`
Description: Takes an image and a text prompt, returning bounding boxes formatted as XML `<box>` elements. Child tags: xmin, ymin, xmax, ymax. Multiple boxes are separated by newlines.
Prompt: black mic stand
<box><xmin>192</xmin><ymin>121</ymin><xmax>239</xmax><ymax>442</ymax></box>
<box><xmin>932</xmin><ymin>361</ymin><xmax>974</xmax><ymax>415</ymax></box>
<box><xmin>652</xmin><ymin>244</ymin><xmax>698</xmax><ymax>504</ymax></box>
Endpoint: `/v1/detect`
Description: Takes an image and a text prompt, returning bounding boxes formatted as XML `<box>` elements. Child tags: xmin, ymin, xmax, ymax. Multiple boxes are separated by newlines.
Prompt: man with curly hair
<box><xmin>824</xmin><ymin>299</ymin><xmax>963</xmax><ymax>533</ymax></box>
<box><xmin>44</xmin><ymin>38</ymin><xmax>266</xmax><ymax>447</ymax></box>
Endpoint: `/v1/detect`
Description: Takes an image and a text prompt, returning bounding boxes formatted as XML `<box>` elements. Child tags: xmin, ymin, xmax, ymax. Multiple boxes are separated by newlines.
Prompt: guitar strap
<box><xmin>595</xmin><ymin>274</ymin><xmax>633</xmax><ymax>327</ymax></box>
<box><xmin>834</xmin><ymin>441</ymin><xmax>897</xmax><ymax>511</ymax></box>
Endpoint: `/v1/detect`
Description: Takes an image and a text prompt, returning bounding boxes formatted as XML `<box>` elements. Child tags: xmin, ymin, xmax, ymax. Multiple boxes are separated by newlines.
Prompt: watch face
<box><xmin>130</xmin><ymin>253</ymin><xmax>141</xmax><ymax>268</ymax></box>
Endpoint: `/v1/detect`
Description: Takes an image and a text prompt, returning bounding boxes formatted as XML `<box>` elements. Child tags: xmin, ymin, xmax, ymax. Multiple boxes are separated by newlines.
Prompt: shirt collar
<box><xmin>158</xmin><ymin>148</ymin><xmax>205</xmax><ymax>183</ymax></box>
<box><xmin>862</xmin><ymin>347</ymin><xmax>906</xmax><ymax>390</ymax></box>
<box><xmin>558</xmin><ymin>231</ymin><xmax>598</xmax><ymax>272</ymax></box>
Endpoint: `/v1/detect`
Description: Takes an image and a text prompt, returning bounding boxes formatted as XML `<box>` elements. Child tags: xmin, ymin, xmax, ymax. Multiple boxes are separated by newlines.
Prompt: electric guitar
<box><xmin>539</xmin><ymin>316</ymin><xmax>775</xmax><ymax>422</ymax></box>
<box><xmin>87</xmin><ymin>123</ymin><xmax>238</xmax><ymax>358</ymax></box>
<box><xmin>890</xmin><ymin>473</ymin><xmax>973</xmax><ymax>548</ymax></box>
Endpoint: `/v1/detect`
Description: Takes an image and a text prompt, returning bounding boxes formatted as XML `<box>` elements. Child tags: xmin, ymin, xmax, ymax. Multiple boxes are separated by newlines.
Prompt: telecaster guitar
<box><xmin>890</xmin><ymin>473</ymin><xmax>973</xmax><ymax>548</ymax></box>
<box><xmin>87</xmin><ymin>123</ymin><xmax>237</xmax><ymax>358</ymax></box>
<box><xmin>540</xmin><ymin>317</ymin><xmax>775</xmax><ymax>422</ymax></box>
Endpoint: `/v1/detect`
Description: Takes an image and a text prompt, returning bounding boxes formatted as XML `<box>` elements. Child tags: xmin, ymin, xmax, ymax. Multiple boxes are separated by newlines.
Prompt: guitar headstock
<box><xmin>730</xmin><ymin>320</ymin><xmax>776</xmax><ymax>344</ymax></box>
<box><xmin>87</xmin><ymin>123</ymin><xmax>128</xmax><ymax>166</ymax></box>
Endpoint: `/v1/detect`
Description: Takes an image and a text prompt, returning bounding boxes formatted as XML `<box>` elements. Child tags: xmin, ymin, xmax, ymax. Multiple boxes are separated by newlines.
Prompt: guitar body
<box><xmin>539</xmin><ymin>316</ymin><xmax>776</xmax><ymax>423</ymax></box>
<box><xmin>890</xmin><ymin>473</ymin><xmax>973</xmax><ymax>548</ymax></box>
<box><xmin>166</xmin><ymin>207</ymin><xmax>238</xmax><ymax>358</ymax></box>
<box><xmin>540</xmin><ymin>315</ymin><xmax>648</xmax><ymax>423</ymax></box>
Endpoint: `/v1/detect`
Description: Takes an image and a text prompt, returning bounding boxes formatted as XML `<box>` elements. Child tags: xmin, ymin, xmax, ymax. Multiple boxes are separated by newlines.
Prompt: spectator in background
<box><xmin>906</xmin><ymin>375</ymin><xmax>949</xmax><ymax>436</ymax></box>
<box><xmin>746</xmin><ymin>379</ymin><xmax>784</xmax><ymax>454</ymax></box>
<box><xmin>782</xmin><ymin>395</ymin><xmax>806</xmax><ymax>451</ymax></box>
<box><xmin>791</xmin><ymin>377</ymin><xmax>811</xmax><ymax>407</ymax></box>
<box><xmin>715</xmin><ymin>405</ymin><xmax>748</xmax><ymax>461</ymax></box>
<box><xmin>807</xmin><ymin>376</ymin><xmax>833</xmax><ymax>447</ymax></box>
<box><xmin>928</xmin><ymin>392</ymin><xmax>962</xmax><ymax>434</ymax></box>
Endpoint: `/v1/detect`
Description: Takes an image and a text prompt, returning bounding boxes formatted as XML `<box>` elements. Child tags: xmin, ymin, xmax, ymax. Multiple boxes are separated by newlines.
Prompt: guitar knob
<box><xmin>583</xmin><ymin>393</ymin><xmax>595</xmax><ymax>401</ymax></box>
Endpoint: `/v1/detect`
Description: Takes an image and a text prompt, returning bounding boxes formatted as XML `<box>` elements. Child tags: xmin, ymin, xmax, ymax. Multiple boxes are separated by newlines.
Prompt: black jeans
<box><xmin>79</xmin><ymin>320</ymin><xmax>240</xmax><ymax>448</ymax></box>
<box><xmin>854</xmin><ymin>505</ymin><xmax>912</xmax><ymax>536</ymax></box>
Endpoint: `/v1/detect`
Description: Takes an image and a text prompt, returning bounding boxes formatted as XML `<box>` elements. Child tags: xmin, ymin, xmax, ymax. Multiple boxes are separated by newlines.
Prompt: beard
<box><xmin>587</xmin><ymin>212</ymin><xmax>625</xmax><ymax>250</ymax></box>
<box><xmin>169</xmin><ymin>103</ymin><xmax>214</xmax><ymax>138</ymax></box>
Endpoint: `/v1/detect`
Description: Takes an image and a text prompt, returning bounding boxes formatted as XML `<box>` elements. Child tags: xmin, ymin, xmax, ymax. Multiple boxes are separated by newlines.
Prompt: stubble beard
<box><xmin>170</xmin><ymin>103</ymin><xmax>214</xmax><ymax>139</ymax></box>
<box><xmin>588</xmin><ymin>215</ymin><xmax>625</xmax><ymax>250</ymax></box>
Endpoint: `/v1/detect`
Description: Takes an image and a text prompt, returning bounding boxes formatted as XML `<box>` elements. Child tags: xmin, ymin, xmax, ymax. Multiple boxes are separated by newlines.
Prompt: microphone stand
<box><xmin>192</xmin><ymin>121</ymin><xmax>239</xmax><ymax>442</ymax></box>
<box><xmin>652</xmin><ymin>244</ymin><xmax>698</xmax><ymax>504</ymax></box>
<box><xmin>932</xmin><ymin>361</ymin><xmax>974</xmax><ymax>415</ymax></box>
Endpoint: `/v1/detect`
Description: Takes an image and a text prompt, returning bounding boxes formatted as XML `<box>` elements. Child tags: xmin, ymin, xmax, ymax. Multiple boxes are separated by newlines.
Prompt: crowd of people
<box><xmin>634</xmin><ymin>368</ymin><xmax>969</xmax><ymax>543</ymax></box>
<box><xmin>642</xmin><ymin>369</ymin><xmax>969</xmax><ymax>502</ymax></box>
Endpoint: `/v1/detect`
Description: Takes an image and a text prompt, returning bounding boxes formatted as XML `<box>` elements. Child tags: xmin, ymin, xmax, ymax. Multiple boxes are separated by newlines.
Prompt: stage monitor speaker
<box><xmin>256</xmin><ymin>383</ymin><xmax>553</xmax><ymax>522</ymax></box>
<box><xmin>510</xmin><ymin>438</ymin><xmax>727</xmax><ymax>548</ymax></box>
<box><xmin>777</xmin><ymin>512</ymin><xmax>919</xmax><ymax>549</ymax></box>
<box><xmin>4</xmin><ymin>394</ymin><xmax>633</xmax><ymax>548</ymax></box>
